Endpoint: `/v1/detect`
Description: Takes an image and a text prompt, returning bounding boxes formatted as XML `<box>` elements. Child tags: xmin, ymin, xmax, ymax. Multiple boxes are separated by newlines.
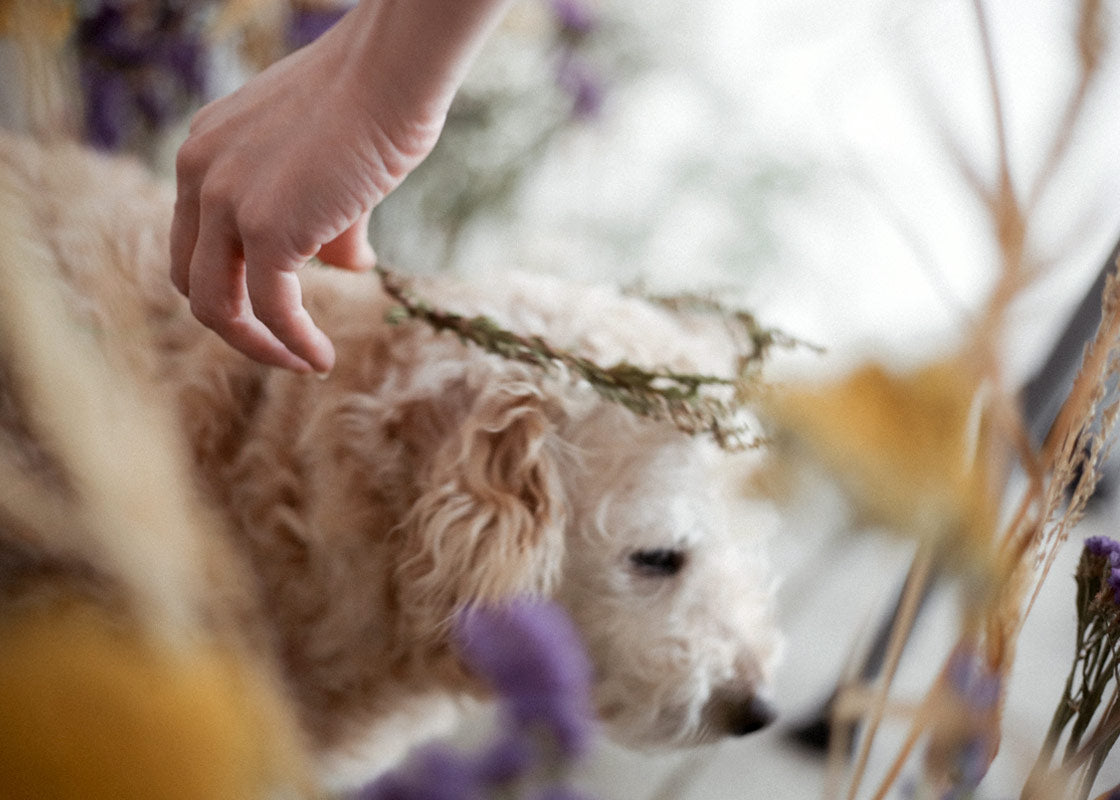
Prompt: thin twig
<box><xmin>971</xmin><ymin>0</ymin><xmax>1013</xmax><ymax>205</ymax></box>
<box><xmin>844</xmin><ymin>547</ymin><xmax>937</xmax><ymax>800</ymax></box>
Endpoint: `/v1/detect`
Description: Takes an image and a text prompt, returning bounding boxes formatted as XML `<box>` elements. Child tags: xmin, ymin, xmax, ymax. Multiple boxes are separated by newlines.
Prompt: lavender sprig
<box><xmin>377</xmin><ymin>267</ymin><xmax>766</xmax><ymax>450</ymax></box>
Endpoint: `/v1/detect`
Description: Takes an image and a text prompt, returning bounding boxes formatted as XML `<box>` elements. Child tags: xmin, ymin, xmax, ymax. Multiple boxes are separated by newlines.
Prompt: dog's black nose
<box><xmin>727</xmin><ymin>694</ymin><xmax>778</xmax><ymax>736</ymax></box>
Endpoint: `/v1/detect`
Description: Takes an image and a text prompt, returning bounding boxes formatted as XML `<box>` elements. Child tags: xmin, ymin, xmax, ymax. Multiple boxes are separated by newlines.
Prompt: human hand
<box><xmin>170</xmin><ymin>0</ymin><xmax>511</xmax><ymax>373</ymax></box>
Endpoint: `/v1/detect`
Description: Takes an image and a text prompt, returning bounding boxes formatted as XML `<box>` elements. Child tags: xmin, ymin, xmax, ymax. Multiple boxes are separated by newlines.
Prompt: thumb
<box><xmin>318</xmin><ymin>210</ymin><xmax>377</xmax><ymax>271</ymax></box>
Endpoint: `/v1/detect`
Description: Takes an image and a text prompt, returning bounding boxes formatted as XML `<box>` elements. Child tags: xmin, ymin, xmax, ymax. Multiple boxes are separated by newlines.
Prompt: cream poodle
<box><xmin>0</xmin><ymin>135</ymin><xmax>782</xmax><ymax>790</ymax></box>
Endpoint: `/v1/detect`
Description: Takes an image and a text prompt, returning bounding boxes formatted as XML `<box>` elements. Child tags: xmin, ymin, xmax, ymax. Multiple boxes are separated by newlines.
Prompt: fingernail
<box><xmin>315</xmin><ymin>370</ymin><xmax>331</xmax><ymax>381</ymax></box>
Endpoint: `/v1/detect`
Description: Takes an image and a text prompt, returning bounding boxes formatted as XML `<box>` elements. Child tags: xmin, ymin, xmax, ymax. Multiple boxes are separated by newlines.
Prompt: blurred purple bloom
<box><xmin>532</xmin><ymin>788</ymin><xmax>597</xmax><ymax>800</ymax></box>
<box><xmin>951</xmin><ymin>737</ymin><xmax>991</xmax><ymax>796</ymax></box>
<box><xmin>80</xmin><ymin>62</ymin><xmax>131</xmax><ymax>150</ymax></box>
<box><xmin>157</xmin><ymin>36</ymin><xmax>207</xmax><ymax>95</ymax></box>
<box><xmin>353</xmin><ymin>600</ymin><xmax>597</xmax><ymax>800</ymax></box>
<box><xmin>475</xmin><ymin>734</ymin><xmax>535</xmax><ymax>784</ymax></box>
<box><xmin>549</xmin><ymin>0</ymin><xmax>596</xmax><ymax>37</ymax></box>
<box><xmin>946</xmin><ymin>648</ymin><xmax>1001</xmax><ymax>711</ymax></box>
<box><xmin>356</xmin><ymin>747</ymin><xmax>484</xmax><ymax>800</ymax></box>
<box><xmin>289</xmin><ymin>6</ymin><xmax>352</xmax><ymax>51</ymax></box>
<box><xmin>76</xmin><ymin>1</ymin><xmax>211</xmax><ymax>150</ymax></box>
<box><xmin>455</xmin><ymin>600</ymin><xmax>595</xmax><ymax>758</ymax></box>
<box><xmin>929</xmin><ymin>647</ymin><xmax>999</xmax><ymax>797</ymax></box>
<box><xmin>555</xmin><ymin>57</ymin><xmax>604</xmax><ymax>121</ymax></box>
<box><xmin>80</xmin><ymin>4</ymin><xmax>147</xmax><ymax>66</ymax></box>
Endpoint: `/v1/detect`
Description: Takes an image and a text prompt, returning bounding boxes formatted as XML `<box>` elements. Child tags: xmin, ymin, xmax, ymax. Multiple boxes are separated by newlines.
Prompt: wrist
<box><xmin>341</xmin><ymin>0</ymin><xmax>514</xmax><ymax>118</ymax></box>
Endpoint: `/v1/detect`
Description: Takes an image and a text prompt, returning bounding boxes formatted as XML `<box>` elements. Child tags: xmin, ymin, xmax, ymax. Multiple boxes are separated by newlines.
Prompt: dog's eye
<box><xmin>629</xmin><ymin>548</ymin><xmax>686</xmax><ymax>577</ymax></box>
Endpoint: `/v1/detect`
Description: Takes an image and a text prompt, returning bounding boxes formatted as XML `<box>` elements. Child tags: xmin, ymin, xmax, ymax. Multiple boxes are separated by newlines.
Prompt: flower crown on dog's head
<box><xmin>377</xmin><ymin>266</ymin><xmax>812</xmax><ymax>451</ymax></box>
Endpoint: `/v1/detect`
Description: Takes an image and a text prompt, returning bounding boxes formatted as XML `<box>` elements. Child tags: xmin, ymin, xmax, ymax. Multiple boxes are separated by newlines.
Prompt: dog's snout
<box><xmin>705</xmin><ymin>690</ymin><xmax>777</xmax><ymax>737</ymax></box>
<box><xmin>726</xmin><ymin>694</ymin><xmax>777</xmax><ymax>736</ymax></box>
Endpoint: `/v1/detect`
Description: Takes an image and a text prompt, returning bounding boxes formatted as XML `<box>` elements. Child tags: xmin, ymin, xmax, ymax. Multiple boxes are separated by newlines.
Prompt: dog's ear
<box><xmin>394</xmin><ymin>381</ymin><xmax>566</xmax><ymax>640</ymax></box>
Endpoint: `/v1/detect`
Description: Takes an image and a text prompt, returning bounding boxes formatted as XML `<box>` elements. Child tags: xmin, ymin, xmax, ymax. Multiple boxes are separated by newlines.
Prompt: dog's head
<box><xmin>554</xmin><ymin>405</ymin><xmax>782</xmax><ymax>748</ymax></box>
<box><xmin>390</xmin><ymin>358</ymin><xmax>781</xmax><ymax>750</ymax></box>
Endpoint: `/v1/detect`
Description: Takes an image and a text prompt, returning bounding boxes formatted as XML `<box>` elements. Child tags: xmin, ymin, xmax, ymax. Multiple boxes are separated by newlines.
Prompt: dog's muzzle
<box><xmin>704</xmin><ymin>689</ymin><xmax>778</xmax><ymax>736</ymax></box>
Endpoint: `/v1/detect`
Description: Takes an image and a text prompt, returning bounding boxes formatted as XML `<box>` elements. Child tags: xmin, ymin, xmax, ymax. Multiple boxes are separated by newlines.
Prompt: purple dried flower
<box><xmin>289</xmin><ymin>6</ymin><xmax>352</xmax><ymax>51</ymax></box>
<box><xmin>555</xmin><ymin>57</ymin><xmax>604</xmax><ymax>121</ymax></box>
<box><xmin>532</xmin><ymin>788</ymin><xmax>597</xmax><ymax>800</ymax></box>
<box><xmin>1086</xmin><ymin>536</ymin><xmax>1120</xmax><ymax>561</ymax></box>
<box><xmin>922</xmin><ymin>647</ymin><xmax>1001</xmax><ymax>797</ymax></box>
<box><xmin>475</xmin><ymin>734</ymin><xmax>535</xmax><ymax>784</ymax></box>
<box><xmin>946</xmin><ymin>648</ymin><xmax>1001</xmax><ymax>711</ymax></box>
<box><xmin>157</xmin><ymin>36</ymin><xmax>208</xmax><ymax>95</ymax></box>
<box><xmin>354</xmin><ymin>747</ymin><xmax>484</xmax><ymax>800</ymax></box>
<box><xmin>80</xmin><ymin>62</ymin><xmax>131</xmax><ymax>150</ymax></box>
<box><xmin>550</xmin><ymin>0</ymin><xmax>597</xmax><ymax>37</ymax></box>
<box><xmin>75</xmin><ymin>1</ymin><xmax>212</xmax><ymax>151</ymax></box>
<box><xmin>454</xmin><ymin>600</ymin><xmax>595</xmax><ymax>757</ymax></box>
<box><xmin>353</xmin><ymin>601</ymin><xmax>597</xmax><ymax>800</ymax></box>
<box><xmin>951</xmin><ymin>737</ymin><xmax>991</xmax><ymax>795</ymax></box>
<box><xmin>80</xmin><ymin>4</ymin><xmax>148</xmax><ymax>66</ymax></box>
<box><xmin>1080</xmin><ymin>536</ymin><xmax>1120</xmax><ymax>607</ymax></box>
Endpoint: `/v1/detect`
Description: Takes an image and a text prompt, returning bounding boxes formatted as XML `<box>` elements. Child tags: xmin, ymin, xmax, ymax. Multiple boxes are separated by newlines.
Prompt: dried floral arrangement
<box><xmin>759</xmin><ymin>1</ymin><xmax>1120</xmax><ymax>798</ymax></box>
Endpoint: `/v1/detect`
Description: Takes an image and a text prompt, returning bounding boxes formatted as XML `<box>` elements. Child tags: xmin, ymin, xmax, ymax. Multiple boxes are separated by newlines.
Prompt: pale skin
<box><xmin>170</xmin><ymin>0</ymin><xmax>514</xmax><ymax>373</ymax></box>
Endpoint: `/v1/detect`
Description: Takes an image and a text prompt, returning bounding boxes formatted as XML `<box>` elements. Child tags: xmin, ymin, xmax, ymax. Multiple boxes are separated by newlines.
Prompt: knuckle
<box><xmin>237</xmin><ymin>203</ymin><xmax>272</xmax><ymax>246</ymax></box>
<box><xmin>189</xmin><ymin>295</ymin><xmax>235</xmax><ymax>332</ymax></box>
<box><xmin>198</xmin><ymin>177</ymin><xmax>234</xmax><ymax>210</ymax></box>
<box><xmin>174</xmin><ymin>137</ymin><xmax>208</xmax><ymax>181</ymax></box>
<box><xmin>252</xmin><ymin>292</ymin><xmax>305</xmax><ymax>335</ymax></box>
<box><xmin>169</xmin><ymin>268</ymin><xmax>189</xmax><ymax>296</ymax></box>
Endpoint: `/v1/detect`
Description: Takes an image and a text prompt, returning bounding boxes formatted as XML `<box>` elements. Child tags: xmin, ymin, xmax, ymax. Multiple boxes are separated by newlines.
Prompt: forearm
<box><xmin>338</xmin><ymin>0</ymin><xmax>516</xmax><ymax>119</ymax></box>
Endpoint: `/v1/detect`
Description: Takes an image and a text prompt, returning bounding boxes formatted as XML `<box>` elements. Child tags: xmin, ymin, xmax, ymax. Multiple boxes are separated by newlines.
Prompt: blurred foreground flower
<box><xmin>911</xmin><ymin>645</ymin><xmax>1002</xmax><ymax>800</ymax></box>
<box><xmin>288</xmin><ymin>3</ymin><xmax>350</xmax><ymax>51</ymax></box>
<box><xmin>548</xmin><ymin>0</ymin><xmax>603</xmax><ymax>121</ymax></box>
<box><xmin>354</xmin><ymin>599</ymin><xmax>596</xmax><ymax>800</ymax></box>
<box><xmin>75</xmin><ymin>0</ymin><xmax>213</xmax><ymax>151</ymax></box>
<box><xmin>763</xmin><ymin>355</ymin><xmax>1003</xmax><ymax>580</ymax></box>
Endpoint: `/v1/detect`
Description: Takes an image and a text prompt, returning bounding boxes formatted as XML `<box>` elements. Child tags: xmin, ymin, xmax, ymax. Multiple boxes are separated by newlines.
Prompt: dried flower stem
<box><xmin>1026</xmin><ymin>0</ymin><xmax>1104</xmax><ymax>215</ymax></box>
<box><xmin>843</xmin><ymin>546</ymin><xmax>936</xmax><ymax>800</ymax></box>
<box><xmin>843</xmin><ymin>2</ymin><xmax>1114</xmax><ymax>797</ymax></box>
<box><xmin>636</xmin><ymin>288</ymin><xmax>822</xmax><ymax>370</ymax></box>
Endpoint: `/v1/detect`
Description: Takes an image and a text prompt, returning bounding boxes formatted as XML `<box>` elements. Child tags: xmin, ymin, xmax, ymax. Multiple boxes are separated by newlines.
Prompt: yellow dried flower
<box><xmin>764</xmin><ymin>356</ymin><xmax>1002</xmax><ymax>577</ymax></box>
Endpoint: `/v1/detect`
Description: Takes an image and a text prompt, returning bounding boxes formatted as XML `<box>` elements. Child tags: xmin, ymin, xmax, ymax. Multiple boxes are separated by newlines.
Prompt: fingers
<box><xmin>317</xmin><ymin>210</ymin><xmax>377</xmax><ymax>271</ymax></box>
<box><xmin>169</xmin><ymin>153</ymin><xmax>201</xmax><ymax>297</ymax></box>
<box><xmin>185</xmin><ymin>209</ymin><xmax>333</xmax><ymax>374</ymax></box>
<box><xmin>243</xmin><ymin>254</ymin><xmax>336</xmax><ymax>374</ymax></box>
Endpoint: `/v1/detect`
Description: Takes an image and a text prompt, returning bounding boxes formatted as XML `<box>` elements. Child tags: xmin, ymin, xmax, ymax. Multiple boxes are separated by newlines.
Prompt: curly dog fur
<box><xmin>0</xmin><ymin>135</ymin><xmax>781</xmax><ymax>789</ymax></box>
